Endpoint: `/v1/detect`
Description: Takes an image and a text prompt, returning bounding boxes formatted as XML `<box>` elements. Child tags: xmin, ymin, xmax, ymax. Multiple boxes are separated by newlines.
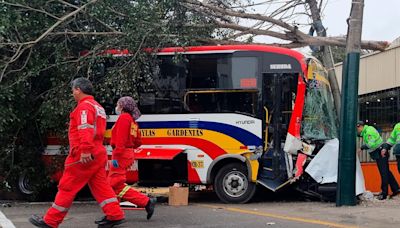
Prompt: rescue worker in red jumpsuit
<box><xmin>95</xmin><ymin>96</ymin><xmax>156</xmax><ymax>225</ymax></box>
<box><xmin>29</xmin><ymin>78</ymin><xmax>125</xmax><ymax>228</ymax></box>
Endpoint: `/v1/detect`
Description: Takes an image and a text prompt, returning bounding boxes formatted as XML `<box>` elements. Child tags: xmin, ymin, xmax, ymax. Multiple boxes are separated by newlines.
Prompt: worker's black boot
<box><xmin>377</xmin><ymin>194</ymin><xmax>387</xmax><ymax>200</ymax></box>
<box><xmin>97</xmin><ymin>218</ymin><xmax>125</xmax><ymax>228</ymax></box>
<box><xmin>94</xmin><ymin>216</ymin><xmax>106</xmax><ymax>224</ymax></box>
<box><xmin>29</xmin><ymin>215</ymin><xmax>52</xmax><ymax>228</ymax></box>
<box><xmin>145</xmin><ymin>197</ymin><xmax>157</xmax><ymax>220</ymax></box>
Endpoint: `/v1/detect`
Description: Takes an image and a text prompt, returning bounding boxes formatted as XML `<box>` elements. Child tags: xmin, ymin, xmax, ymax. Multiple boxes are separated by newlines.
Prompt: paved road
<box><xmin>1</xmin><ymin>192</ymin><xmax>400</xmax><ymax>228</ymax></box>
<box><xmin>1</xmin><ymin>202</ymin><xmax>343</xmax><ymax>228</ymax></box>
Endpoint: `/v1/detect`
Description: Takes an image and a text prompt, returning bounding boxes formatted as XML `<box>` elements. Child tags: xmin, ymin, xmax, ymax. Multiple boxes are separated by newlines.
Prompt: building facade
<box><xmin>334</xmin><ymin>39</ymin><xmax>400</xmax><ymax>192</ymax></box>
<box><xmin>335</xmin><ymin>40</ymin><xmax>400</xmax><ymax>132</ymax></box>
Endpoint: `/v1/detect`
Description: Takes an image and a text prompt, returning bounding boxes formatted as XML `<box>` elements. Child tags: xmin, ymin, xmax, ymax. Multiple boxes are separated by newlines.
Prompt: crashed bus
<box><xmin>36</xmin><ymin>45</ymin><xmax>342</xmax><ymax>203</ymax></box>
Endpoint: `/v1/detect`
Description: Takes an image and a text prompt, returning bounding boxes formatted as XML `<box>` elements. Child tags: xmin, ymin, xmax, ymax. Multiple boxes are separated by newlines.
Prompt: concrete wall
<box><xmin>334</xmin><ymin>45</ymin><xmax>400</xmax><ymax>95</ymax></box>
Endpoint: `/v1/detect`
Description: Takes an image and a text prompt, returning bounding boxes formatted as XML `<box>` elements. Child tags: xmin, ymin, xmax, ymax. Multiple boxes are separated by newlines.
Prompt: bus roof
<box><xmin>83</xmin><ymin>45</ymin><xmax>308</xmax><ymax>73</ymax></box>
<box><xmin>157</xmin><ymin>45</ymin><xmax>306</xmax><ymax>65</ymax></box>
<box><xmin>98</xmin><ymin>45</ymin><xmax>305</xmax><ymax>62</ymax></box>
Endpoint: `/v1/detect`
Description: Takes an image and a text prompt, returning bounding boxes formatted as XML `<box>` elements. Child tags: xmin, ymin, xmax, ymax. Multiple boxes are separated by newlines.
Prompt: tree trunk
<box><xmin>346</xmin><ymin>1</ymin><xmax>364</xmax><ymax>53</ymax></box>
<box><xmin>306</xmin><ymin>0</ymin><xmax>341</xmax><ymax>119</ymax></box>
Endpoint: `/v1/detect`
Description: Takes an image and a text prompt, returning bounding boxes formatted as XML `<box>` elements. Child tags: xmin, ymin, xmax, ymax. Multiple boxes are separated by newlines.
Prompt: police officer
<box><xmin>382</xmin><ymin>122</ymin><xmax>400</xmax><ymax>175</ymax></box>
<box><xmin>29</xmin><ymin>78</ymin><xmax>125</xmax><ymax>228</ymax></box>
<box><xmin>357</xmin><ymin>121</ymin><xmax>399</xmax><ymax>200</ymax></box>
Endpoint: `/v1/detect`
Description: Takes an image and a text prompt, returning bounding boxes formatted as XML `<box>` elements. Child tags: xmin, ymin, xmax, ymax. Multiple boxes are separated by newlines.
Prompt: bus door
<box><xmin>258</xmin><ymin>72</ymin><xmax>298</xmax><ymax>191</ymax></box>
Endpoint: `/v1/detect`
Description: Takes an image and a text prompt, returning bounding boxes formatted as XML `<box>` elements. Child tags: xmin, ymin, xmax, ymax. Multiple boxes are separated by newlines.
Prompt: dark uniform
<box><xmin>383</xmin><ymin>123</ymin><xmax>400</xmax><ymax>174</ymax></box>
<box><xmin>360</xmin><ymin>124</ymin><xmax>399</xmax><ymax>199</ymax></box>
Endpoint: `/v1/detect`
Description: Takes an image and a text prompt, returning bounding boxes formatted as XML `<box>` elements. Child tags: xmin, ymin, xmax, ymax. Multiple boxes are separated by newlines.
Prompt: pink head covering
<box><xmin>117</xmin><ymin>96</ymin><xmax>141</xmax><ymax>120</ymax></box>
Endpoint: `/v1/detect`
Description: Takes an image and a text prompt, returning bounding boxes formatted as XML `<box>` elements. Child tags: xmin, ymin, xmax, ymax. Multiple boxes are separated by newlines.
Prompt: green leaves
<box><xmin>0</xmin><ymin>0</ymin><xmax>214</xmax><ymax>196</ymax></box>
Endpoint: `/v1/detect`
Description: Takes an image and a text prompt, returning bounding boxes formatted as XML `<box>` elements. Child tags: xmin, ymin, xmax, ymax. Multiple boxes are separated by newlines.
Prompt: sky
<box><xmin>250</xmin><ymin>0</ymin><xmax>400</xmax><ymax>46</ymax></box>
<box><xmin>323</xmin><ymin>0</ymin><xmax>400</xmax><ymax>42</ymax></box>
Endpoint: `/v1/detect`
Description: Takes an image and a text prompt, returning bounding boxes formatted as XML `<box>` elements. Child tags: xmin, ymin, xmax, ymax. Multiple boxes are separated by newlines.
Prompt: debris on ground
<box><xmin>359</xmin><ymin>191</ymin><xmax>374</xmax><ymax>201</ymax></box>
<box><xmin>358</xmin><ymin>190</ymin><xmax>400</xmax><ymax>207</ymax></box>
<box><xmin>1</xmin><ymin>202</ymin><xmax>12</xmax><ymax>207</ymax></box>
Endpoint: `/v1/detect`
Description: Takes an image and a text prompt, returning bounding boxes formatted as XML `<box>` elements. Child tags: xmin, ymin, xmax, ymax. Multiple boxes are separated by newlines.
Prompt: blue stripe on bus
<box><xmin>138</xmin><ymin>121</ymin><xmax>262</xmax><ymax>146</ymax></box>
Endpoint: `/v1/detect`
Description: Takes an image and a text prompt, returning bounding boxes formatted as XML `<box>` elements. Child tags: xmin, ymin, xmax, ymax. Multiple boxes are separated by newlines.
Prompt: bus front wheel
<box><xmin>214</xmin><ymin>163</ymin><xmax>256</xmax><ymax>204</ymax></box>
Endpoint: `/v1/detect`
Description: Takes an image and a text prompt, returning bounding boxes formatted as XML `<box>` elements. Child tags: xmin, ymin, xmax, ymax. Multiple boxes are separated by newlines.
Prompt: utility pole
<box><xmin>336</xmin><ymin>0</ymin><xmax>364</xmax><ymax>206</ymax></box>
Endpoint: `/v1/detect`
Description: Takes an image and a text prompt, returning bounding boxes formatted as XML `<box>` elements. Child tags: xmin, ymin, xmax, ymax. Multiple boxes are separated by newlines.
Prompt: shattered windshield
<box><xmin>302</xmin><ymin>71</ymin><xmax>338</xmax><ymax>140</ymax></box>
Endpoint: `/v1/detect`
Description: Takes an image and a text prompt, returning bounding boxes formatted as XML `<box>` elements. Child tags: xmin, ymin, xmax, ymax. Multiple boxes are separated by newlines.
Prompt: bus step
<box><xmin>317</xmin><ymin>184</ymin><xmax>337</xmax><ymax>193</ymax></box>
<box><xmin>257</xmin><ymin>178</ymin><xmax>291</xmax><ymax>192</ymax></box>
<box><xmin>257</xmin><ymin>166</ymin><xmax>275</xmax><ymax>179</ymax></box>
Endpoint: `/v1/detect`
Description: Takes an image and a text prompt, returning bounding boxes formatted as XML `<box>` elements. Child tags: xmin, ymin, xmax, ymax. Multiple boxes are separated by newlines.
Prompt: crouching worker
<box><xmin>96</xmin><ymin>96</ymin><xmax>156</xmax><ymax>225</ymax></box>
<box><xmin>357</xmin><ymin>121</ymin><xmax>399</xmax><ymax>200</ymax></box>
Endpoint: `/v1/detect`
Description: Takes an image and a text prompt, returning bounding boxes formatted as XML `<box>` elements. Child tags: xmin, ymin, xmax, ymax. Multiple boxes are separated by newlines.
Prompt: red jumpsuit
<box><xmin>44</xmin><ymin>96</ymin><xmax>124</xmax><ymax>228</ymax></box>
<box><xmin>108</xmin><ymin>113</ymin><xmax>149</xmax><ymax>207</ymax></box>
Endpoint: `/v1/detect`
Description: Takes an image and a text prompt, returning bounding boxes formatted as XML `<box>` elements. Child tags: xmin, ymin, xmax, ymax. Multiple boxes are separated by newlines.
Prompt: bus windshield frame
<box><xmin>301</xmin><ymin>59</ymin><xmax>338</xmax><ymax>140</ymax></box>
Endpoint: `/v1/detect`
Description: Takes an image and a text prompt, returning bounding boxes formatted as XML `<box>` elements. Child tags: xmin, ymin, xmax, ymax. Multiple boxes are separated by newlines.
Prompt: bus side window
<box><xmin>185</xmin><ymin>90</ymin><xmax>258</xmax><ymax>116</ymax></box>
<box><xmin>187</xmin><ymin>57</ymin><xmax>218</xmax><ymax>89</ymax></box>
<box><xmin>187</xmin><ymin>94</ymin><xmax>204</xmax><ymax>113</ymax></box>
<box><xmin>138</xmin><ymin>57</ymin><xmax>186</xmax><ymax>114</ymax></box>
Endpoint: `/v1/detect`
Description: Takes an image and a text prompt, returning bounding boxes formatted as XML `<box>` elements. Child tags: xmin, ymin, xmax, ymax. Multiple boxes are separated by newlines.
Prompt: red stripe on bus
<box><xmin>142</xmin><ymin>137</ymin><xmax>226</xmax><ymax>160</ymax></box>
<box><xmin>288</xmin><ymin>76</ymin><xmax>306</xmax><ymax>137</ymax></box>
<box><xmin>187</xmin><ymin>161</ymin><xmax>202</xmax><ymax>184</ymax></box>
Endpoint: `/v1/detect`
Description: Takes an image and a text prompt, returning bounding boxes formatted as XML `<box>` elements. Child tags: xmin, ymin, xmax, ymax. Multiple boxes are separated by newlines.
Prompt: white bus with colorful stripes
<box><xmin>38</xmin><ymin>45</ymin><xmax>338</xmax><ymax>204</ymax></box>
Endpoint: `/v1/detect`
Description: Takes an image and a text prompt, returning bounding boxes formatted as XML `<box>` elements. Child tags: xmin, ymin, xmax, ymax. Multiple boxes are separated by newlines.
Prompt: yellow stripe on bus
<box><xmin>144</xmin><ymin>128</ymin><xmax>248</xmax><ymax>153</ymax></box>
<box><xmin>307</xmin><ymin>60</ymin><xmax>331</xmax><ymax>88</ymax></box>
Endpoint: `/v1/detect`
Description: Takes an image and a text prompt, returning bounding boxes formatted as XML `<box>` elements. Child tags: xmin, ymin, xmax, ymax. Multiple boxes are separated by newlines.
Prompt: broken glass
<box><xmin>302</xmin><ymin>76</ymin><xmax>338</xmax><ymax>140</ymax></box>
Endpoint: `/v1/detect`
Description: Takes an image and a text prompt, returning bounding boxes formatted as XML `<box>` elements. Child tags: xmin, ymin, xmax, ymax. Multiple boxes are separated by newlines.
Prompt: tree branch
<box><xmin>183</xmin><ymin>0</ymin><xmax>388</xmax><ymax>51</ymax></box>
<box><xmin>0</xmin><ymin>0</ymin><xmax>99</xmax><ymax>82</ymax></box>
<box><xmin>57</xmin><ymin>0</ymin><xmax>119</xmax><ymax>33</ymax></box>
<box><xmin>56</xmin><ymin>0</ymin><xmax>79</xmax><ymax>9</ymax></box>
<box><xmin>49</xmin><ymin>31</ymin><xmax>125</xmax><ymax>36</ymax></box>
<box><xmin>0</xmin><ymin>45</ymin><xmax>25</xmax><ymax>83</ymax></box>
<box><xmin>182</xmin><ymin>0</ymin><xmax>297</xmax><ymax>32</ymax></box>
<box><xmin>196</xmin><ymin>37</ymin><xmax>305</xmax><ymax>49</ymax></box>
<box><xmin>194</xmin><ymin>20</ymin><xmax>388</xmax><ymax>50</ymax></box>
<box><xmin>4</xmin><ymin>40</ymin><xmax>113</xmax><ymax>89</ymax></box>
<box><xmin>20</xmin><ymin>0</ymin><xmax>98</xmax><ymax>46</ymax></box>
<box><xmin>106</xmin><ymin>6</ymin><xmax>127</xmax><ymax>17</ymax></box>
<box><xmin>1</xmin><ymin>2</ymin><xmax>60</xmax><ymax>20</ymax></box>
<box><xmin>119</xmin><ymin>33</ymin><xmax>148</xmax><ymax>72</ymax></box>
<box><xmin>213</xmin><ymin>21</ymin><xmax>292</xmax><ymax>40</ymax></box>
<box><xmin>3</xmin><ymin>47</ymin><xmax>33</xmax><ymax>78</ymax></box>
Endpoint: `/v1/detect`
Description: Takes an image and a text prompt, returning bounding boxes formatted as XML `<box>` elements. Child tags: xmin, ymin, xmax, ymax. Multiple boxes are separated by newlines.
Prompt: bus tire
<box><xmin>16</xmin><ymin>172</ymin><xmax>57</xmax><ymax>201</ymax></box>
<box><xmin>16</xmin><ymin>172</ymin><xmax>34</xmax><ymax>199</ymax></box>
<box><xmin>214</xmin><ymin>163</ymin><xmax>256</xmax><ymax>204</ymax></box>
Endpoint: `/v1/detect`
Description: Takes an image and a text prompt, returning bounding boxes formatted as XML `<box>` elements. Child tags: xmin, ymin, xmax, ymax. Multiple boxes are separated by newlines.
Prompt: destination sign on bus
<box><xmin>140</xmin><ymin>129</ymin><xmax>204</xmax><ymax>137</ymax></box>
